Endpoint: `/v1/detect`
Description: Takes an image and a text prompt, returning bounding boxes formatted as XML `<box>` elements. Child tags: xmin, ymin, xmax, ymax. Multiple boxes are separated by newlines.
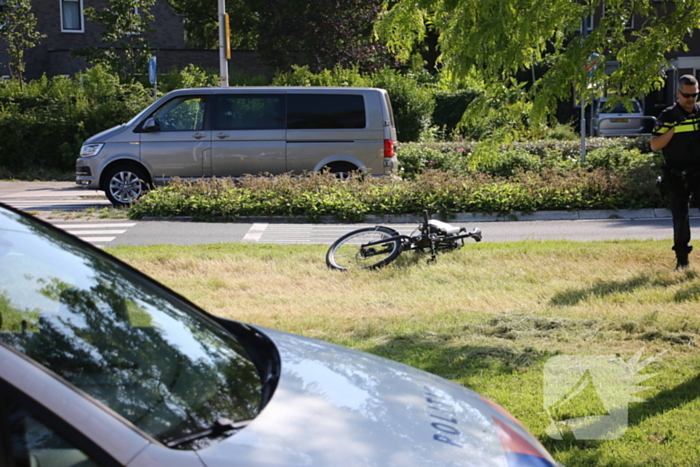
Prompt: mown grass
<box><xmin>109</xmin><ymin>240</ymin><xmax>700</xmax><ymax>466</ymax></box>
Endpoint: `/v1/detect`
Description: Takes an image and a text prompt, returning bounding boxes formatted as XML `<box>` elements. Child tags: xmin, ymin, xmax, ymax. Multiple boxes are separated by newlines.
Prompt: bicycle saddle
<box><xmin>427</xmin><ymin>219</ymin><xmax>461</xmax><ymax>235</ymax></box>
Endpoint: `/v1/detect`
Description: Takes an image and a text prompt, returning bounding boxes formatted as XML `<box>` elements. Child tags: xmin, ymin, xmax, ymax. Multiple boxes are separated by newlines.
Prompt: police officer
<box><xmin>651</xmin><ymin>74</ymin><xmax>700</xmax><ymax>269</ymax></box>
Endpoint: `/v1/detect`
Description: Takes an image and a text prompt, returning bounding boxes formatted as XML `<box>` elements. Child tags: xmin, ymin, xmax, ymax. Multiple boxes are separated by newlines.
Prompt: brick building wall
<box><xmin>40</xmin><ymin>49</ymin><xmax>273</xmax><ymax>81</ymax></box>
<box><xmin>0</xmin><ymin>0</ymin><xmax>188</xmax><ymax>80</ymax></box>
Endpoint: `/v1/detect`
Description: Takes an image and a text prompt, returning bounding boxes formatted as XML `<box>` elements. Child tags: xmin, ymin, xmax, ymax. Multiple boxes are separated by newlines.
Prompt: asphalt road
<box><xmin>2</xmin><ymin>180</ymin><xmax>699</xmax><ymax>247</ymax></box>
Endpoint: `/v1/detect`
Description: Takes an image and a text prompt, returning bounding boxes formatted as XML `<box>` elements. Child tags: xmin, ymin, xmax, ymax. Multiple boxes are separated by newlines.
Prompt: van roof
<box><xmin>167</xmin><ymin>86</ymin><xmax>387</xmax><ymax>93</ymax></box>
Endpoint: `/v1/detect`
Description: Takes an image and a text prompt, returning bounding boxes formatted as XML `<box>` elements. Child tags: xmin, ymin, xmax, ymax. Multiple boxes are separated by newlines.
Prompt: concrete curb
<box><xmin>141</xmin><ymin>208</ymin><xmax>688</xmax><ymax>224</ymax></box>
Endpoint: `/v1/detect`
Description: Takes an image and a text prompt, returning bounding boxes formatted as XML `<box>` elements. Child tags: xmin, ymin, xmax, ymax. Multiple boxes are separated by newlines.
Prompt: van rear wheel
<box><xmin>103</xmin><ymin>165</ymin><xmax>150</xmax><ymax>207</ymax></box>
<box><xmin>324</xmin><ymin>163</ymin><xmax>359</xmax><ymax>180</ymax></box>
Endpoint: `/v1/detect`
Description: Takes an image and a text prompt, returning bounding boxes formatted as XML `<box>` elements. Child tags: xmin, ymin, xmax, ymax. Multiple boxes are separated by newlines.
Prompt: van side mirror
<box><xmin>142</xmin><ymin>118</ymin><xmax>160</xmax><ymax>132</ymax></box>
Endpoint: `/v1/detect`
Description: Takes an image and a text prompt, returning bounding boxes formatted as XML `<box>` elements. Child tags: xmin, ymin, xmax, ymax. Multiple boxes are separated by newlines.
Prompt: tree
<box><xmin>375</xmin><ymin>0</ymin><xmax>700</xmax><ymax>132</ymax></box>
<box><xmin>168</xmin><ymin>0</ymin><xmax>395</xmax><ymax>72</ymax></box>
<box><xmin>0</xmin><ymin>0</ymin><xmax>46</xmax><ymax>83</ymax></box>
<box><xmin>73</xmin><ymin>0</ymin><xmax>156</xmax><ymax>82</ymax></box>
<box><xmin>254</xmin><ymin>0</ymin><xmax>395</xmax><ymax>72</ymax></box>
<box><xmin>167</xmin><ymin>0</ymin><xmax>257</xmax><ymax>49</ymax></box>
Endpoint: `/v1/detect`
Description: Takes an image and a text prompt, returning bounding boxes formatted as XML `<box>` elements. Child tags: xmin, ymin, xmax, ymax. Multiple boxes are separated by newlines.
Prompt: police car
<box><xmin>0</xmin><ymin>203</ymin><xmax>561</xmax><ymax>466</ymax></box>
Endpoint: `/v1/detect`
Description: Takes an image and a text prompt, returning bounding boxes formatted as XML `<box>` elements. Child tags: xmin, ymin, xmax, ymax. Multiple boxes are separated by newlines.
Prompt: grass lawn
<box><xmin>109</xmin><ymin>239</ymin><xmax>700</xmax><ymax>466</ymax></box>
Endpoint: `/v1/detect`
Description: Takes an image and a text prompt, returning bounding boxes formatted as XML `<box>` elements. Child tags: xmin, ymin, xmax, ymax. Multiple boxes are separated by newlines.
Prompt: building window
<box><xmin>61</xmin><ymin>0</ymin><xmax>83</xmax><ymax>33</ymax></box>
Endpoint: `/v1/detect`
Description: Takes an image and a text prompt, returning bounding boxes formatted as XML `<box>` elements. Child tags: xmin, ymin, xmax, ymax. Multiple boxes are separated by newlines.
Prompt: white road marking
<box><xmin>53</xmin><ymin>223</ymin><xmax>136</xmax><ymax>229</ymax></box>
<box><xmin>76</xmin><ymin>236</ymin><xmax>117</xmax><ymax>243</ymax></box>
<box><xmin>242</xmin><ymin>223</ymin><xmax>269</xmax><ymax>242</ymax></box>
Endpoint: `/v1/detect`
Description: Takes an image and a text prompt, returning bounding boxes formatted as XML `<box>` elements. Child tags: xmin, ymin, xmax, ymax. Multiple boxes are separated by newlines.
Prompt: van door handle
<box><xmin>217</xmin><ymin>132</ymin><xmax>230</xmax><ymax>139</ymax></box>
<box><xmin>193</xmin><ymin>132</ymin><xmax>206</xmax><ymax>139</ymax></box>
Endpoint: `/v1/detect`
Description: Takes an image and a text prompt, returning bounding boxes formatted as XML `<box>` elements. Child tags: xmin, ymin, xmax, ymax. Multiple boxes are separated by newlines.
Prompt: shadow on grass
<box><xmin>388</xmin><ymin>251</ymin><xmax>431</xmax><ymax>269</ymax></box>
<box><xmin>628</xmin><ymin>372</ymin><xmax>700</xmax><ymax>428</ymax></box>
<box><xmin>550</xmin><ymin>270</ymin><xmax>698</xmax><ymax>306</ymax></box>
<box><xmin>540</xmin><ymin>372</ymin><xmax>700</xmax><ymax>466</ymax></box>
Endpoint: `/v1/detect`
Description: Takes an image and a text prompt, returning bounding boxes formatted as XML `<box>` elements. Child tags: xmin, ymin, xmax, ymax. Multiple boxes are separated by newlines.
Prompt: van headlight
<box><xmin>80</xmin><ymin>144</ymin><xmax>104</xmax><ymax>158</ymax></box>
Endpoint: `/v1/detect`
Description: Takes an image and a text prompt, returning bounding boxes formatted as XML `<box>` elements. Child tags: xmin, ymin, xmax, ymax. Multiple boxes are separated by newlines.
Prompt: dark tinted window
<box><xmin>215</xmin><ymin>94</ymin><xmax>285</xmax><ymax>130</ymax></box>
<box><xmin>287</xmin><ymin>94</ymin><xmax>366</xmax><ymax>129</ymax></box>
<box><xmin>3</xmin><ymin>397</ymin><xmax>100</xmax><ymax>466</ymax></box>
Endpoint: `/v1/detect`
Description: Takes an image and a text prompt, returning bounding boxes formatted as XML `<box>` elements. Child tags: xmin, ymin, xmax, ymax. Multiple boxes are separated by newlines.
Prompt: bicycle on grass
<box><xmin>325</xmin><ymin>210</ymin><xmax>482</xmax><ymax>271</ymax></box>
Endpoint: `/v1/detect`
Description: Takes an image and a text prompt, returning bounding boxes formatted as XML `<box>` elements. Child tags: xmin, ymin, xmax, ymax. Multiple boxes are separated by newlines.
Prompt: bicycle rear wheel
<box><xmin>326</xmin><ymin>227</ymin><xmax>403</xmax><ymax>271</ymax></box>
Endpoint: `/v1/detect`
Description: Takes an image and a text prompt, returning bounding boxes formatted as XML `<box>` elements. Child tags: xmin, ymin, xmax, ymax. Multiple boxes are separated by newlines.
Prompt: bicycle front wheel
<box><xmin>326</xmin><ymin>227</ymin><xmax>403</xmax><ymax>271</ymax></box>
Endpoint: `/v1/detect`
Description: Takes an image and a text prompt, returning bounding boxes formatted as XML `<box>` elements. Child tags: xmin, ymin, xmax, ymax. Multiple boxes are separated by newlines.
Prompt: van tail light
<box><xmin>384</xmin><ymin>140</ymin><xmax>394</xmax><ymax>158</ymax></box>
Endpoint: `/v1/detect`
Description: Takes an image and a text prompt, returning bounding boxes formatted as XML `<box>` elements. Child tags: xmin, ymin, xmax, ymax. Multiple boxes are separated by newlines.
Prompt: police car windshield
<box><xmin>0</xmin><ymin>205</ymin><xmax>263</xmax><ymax>450</ymax></box>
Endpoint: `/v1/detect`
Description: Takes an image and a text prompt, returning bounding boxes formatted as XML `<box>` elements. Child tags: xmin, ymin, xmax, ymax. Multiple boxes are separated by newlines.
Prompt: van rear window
<box><xmin>287</xmin><ymin>94</ymin><xmax>366</xmax><ymax>129</ymax></box>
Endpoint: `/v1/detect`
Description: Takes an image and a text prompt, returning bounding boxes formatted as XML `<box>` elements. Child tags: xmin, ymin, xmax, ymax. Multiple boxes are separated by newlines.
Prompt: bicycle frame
<box><xmin>325</xmin><ymin>210</ymin><xmax>482</xmax><ymax>270</ymax></box>
<box><xmin>358</xmin><ymin>211</ymin><xmax>482</xmax><ymax>263</ymax></box>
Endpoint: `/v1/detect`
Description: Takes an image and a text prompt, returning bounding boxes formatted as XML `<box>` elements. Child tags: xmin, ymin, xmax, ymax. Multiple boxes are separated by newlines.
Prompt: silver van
<box><xmin>76</xmin><ymin>87</ymin><xmax>399</xmax><ymax>206</ymax></box>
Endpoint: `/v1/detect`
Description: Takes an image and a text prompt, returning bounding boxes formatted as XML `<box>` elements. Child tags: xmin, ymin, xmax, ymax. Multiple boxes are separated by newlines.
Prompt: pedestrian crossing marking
<box><xmin>242</xmin><ymin>223</ymin><xmax>269</xmax><ymax>242</ymax></box>
<box><xmin>76</xmin><ymin>236</ymin><xmax>117</xmax><ymax>243</ymax></box>
<box><xmin>49</xmin><ymin>222</ymin><xmax>137</xmax><ymax>247</ymax></box>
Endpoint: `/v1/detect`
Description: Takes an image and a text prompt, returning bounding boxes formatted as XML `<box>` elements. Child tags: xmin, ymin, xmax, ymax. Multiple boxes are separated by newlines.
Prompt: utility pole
<box><xmin>217</xmin><ymin>0</ymin><xmax>229</xmax><ymax>87</ymax></box>
<box><xmin>580</xmin><ymin>16</ymin><xmax>588</xmax><ymax>164</ymax></box>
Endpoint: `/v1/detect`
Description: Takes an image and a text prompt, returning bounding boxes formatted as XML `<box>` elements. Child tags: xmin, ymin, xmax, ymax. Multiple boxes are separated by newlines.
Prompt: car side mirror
<box><xmin>142</xmin><ymin>118</ymin><xmax>160</xmax><ymax>132</ymax></box>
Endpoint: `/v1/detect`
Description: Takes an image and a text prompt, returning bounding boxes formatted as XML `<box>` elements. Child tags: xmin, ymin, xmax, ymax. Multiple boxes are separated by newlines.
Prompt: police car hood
<box><xmin>197</xmin><ymin>327</ymin><xmax>558</xmax><ymax>467</ymax></box>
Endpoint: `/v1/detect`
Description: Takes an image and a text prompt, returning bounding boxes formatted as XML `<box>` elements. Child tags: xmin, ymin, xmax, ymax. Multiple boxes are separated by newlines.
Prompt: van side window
<box><xmin>150</xmin><ymin>96</ymin><xmax>206</xmax><ymax>131</ymax></box>
<box><xmin>215</xmin><ymin>95</ymin><xmax>285</xmax><ymax>130</ymax></box>
<box><xmin>287</xmin><ymin>94</ymin><xmax>366</xmax><ymax>129</ymax></box>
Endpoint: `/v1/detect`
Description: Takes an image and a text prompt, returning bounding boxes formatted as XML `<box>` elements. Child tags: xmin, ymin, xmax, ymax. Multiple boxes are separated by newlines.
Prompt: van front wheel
<box><xmin>104</xmin><ymin>165</ymin><xmax>149</xmax><ymax>207</ymax></box>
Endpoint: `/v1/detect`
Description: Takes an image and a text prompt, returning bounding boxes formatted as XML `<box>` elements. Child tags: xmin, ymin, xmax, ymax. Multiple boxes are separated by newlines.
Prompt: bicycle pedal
<box><xmin>471</xmin><ymin>228</ymin><xmax>482</xmax><ymax>242</ymax></box>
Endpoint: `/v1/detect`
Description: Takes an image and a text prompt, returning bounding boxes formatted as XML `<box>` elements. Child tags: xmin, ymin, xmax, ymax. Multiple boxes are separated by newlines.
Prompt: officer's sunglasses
<box><xmin>679</xmin><ymin>90</ymin><xmax>700</xmax><ymax>98</ymax></box>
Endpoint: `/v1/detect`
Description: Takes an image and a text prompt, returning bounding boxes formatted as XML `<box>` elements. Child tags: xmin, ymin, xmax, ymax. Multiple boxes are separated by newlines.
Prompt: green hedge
<box><xmin>395</xmin><ymin>138</ymin><xmax>659</xmax><ymax>179</ymax></box>
<box><xmin>128</xmin><ymin>139</ymin><xmax>664</xmax><ymax>221</ymax></box>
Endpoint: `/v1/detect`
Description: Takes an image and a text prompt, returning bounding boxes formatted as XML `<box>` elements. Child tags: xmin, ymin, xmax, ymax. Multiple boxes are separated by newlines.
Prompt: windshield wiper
<box><xmin>165</xmin><ymin>418</ymin><xmax>252</xmax><ymax>448</ymax></box>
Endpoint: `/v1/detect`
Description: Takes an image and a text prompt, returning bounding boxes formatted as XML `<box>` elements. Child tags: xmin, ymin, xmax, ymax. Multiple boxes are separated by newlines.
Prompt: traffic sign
<box><xmin>585</xmin><ymin>53</ymin><xmax>601</xmax><ymax>76</ymax></box>
<box><xmin>148</xmin><ymin>56</ymin><xmax>157</xmax><ymax>85</ymax></box>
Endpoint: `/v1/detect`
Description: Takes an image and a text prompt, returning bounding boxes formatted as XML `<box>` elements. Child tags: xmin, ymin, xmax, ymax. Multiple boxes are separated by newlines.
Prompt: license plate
<box><xmin>611</xmin><ymin>118</ymin><xmax>630</xmax><ymax>122</ymax></box>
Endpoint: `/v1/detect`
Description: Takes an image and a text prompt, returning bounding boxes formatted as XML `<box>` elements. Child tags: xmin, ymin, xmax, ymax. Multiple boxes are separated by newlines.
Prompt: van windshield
<box><xmin>599</xmin><ymin>100</ymin><xmax>641</xmax><ymax>114</ymax></box>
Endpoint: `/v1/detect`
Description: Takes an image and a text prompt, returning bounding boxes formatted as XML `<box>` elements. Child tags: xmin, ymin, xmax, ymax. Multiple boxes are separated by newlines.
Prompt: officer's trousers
<box><xmin>667</xmin><ymin>171</ymin><xmax>700</xmax><ymax>255</ymax></box>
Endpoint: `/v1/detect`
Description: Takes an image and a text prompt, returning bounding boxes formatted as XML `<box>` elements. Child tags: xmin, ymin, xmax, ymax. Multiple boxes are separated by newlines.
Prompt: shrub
<box><xmin>396</xmin><ymin>137</ymin><xmax>659</xmax><ymax>179</ymax></box>
<box><xmin>545</xmin><ymin>122</ymin><xmax>580</xmax><ymax>141</ymax></box>
<box><xmin>158</xmin><ymin>64</ymin><xmax>220</xmax><ymax>91</ymax></box>
<box><xmin>369</xmin><ymin>69</ymin><xmax>435</xmax><ymax>142</ymax></box>
<box><xmin>0</xmin><ymin>66</ymin><xmax>150</xmax><ymax>172</ymax></box>
<box><xmin>467</xmin><ymin>144</ymin><xmax>543</xmax><ymax>178</ymax></box>
<box><xmin>431</xmin><ymin>89</ymin><xmax>482</xmax><ymax>139</ymax></box>
<box><xmin>158</xmin><ymin>65</ymin><xmax>269</xmax><ymax>92</ymax></box>
<box><xmin>585</xmin><ymin>146</ymin><xmax>660</xmax><ymax>172</ymax></box>
<box><xmin>272</xmin><ymin>65</ymin><xmax>370</xmax><ymax>87</ymax></box>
